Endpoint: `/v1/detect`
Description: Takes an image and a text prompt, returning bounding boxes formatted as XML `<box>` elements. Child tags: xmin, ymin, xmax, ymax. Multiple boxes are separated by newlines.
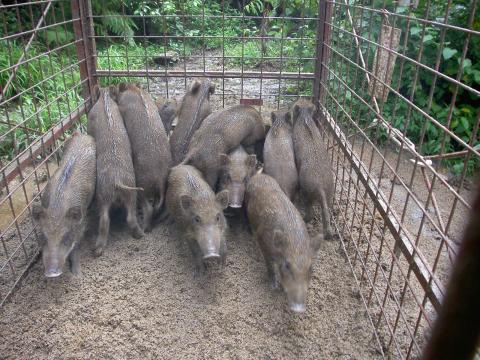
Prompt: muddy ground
<box><xmin>0</xmin><ymin>211</ymin><xmax>381</xmax><ymax>359</ymax></box>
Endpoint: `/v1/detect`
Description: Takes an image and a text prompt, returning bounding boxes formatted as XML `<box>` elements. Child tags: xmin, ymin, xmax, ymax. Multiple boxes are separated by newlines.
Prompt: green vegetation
<box><xmin>0</xmin><ymin>0</ymin><xmax>478</xmax><ymax>175</ymax></box>
<box><xmin>0</xmin><ymin>39</ymin><xmax>82</xmax><ymax>159</ymax></box>
<box><xmin>330</xmin><ymin>0</ymin><xmax>480</xmax><ymax>174</ymax></box>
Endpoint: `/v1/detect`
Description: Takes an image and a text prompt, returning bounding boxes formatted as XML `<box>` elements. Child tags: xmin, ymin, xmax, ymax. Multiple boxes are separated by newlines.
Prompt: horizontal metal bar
<box><xmin>0</xmin><ymin>139</ymin><xmax>65</xmax><ymax>226</ymax></box>
<box><xmin>0</xmin><ymin>107</ymin><xmax>85</xmax><ymax>189</ymax></box>
<box><xmin>0</xmin><ymin>246</ymin><xmax>39</xmax><ymax>308</ymax></box>
<box><xmin>0</xmin><ymin>18</ymin><xmax>77</xmax><ymax>42</ymax></box>
<box><xmin>0</xmin><ymin>59</ymin><xmax>85</xmax><ymax>106</ymax></box>
<box><xmin>95</xmin><ymin>54</ymin><xmax>316</xmax><ymax>61</ymax></box>
<box><xmin>321</xmin><ymin>106</ymin><xmax>444</xmax><ymax>311</ymax></box>
<box><xmin>91</xmin><ymin>34</ymin><xmax>315</xmax><ymax>41</ymax></box>
<box><xmin>321</xmin><ymin>60</ymin><xmax>479</xmax><ymax>207</ymax></box>
<box><xmin>0</xmin><ymin>40</ymin><xmax>82</xmax><ymax>76</ymax></box>
<box><xmin>329</xmin><ymin>1</ymin><xmax>480</xmax><ymax>37</ymax></box>
<box><xmin>0</xmin><ymin>0</ymin><xmax>64</xmax><ymax>9</ymax></box>
<box><xmin>0</xmin><ymin>78</ymin><xmax>87</xmax><ymax>144</ymax></box>
<box><xmin>321</xmin><ymin>79</ymin><xmax>461</xmax><ymax>259</ymax></box>
<box><xmin>424</xmin><ymin>150</ymin><xmax>470</xmax><ymax>160</ymax></box>
<box><xmin>240</xmin><ymin>98</ymin><xmax>263</xmax><ymax>106</ymax></box>
<box><xmin>95</xmin><ymin>69</ymin><xmax>315</xmax><ymax>80</ymax></box>
<box><xmin>0</xmin><ymin>1</ymin><xmax>52</xmax><ymax>102</ymax></box>
<box><xmin>332</xmin><ymin>216</ymin><xmax>386</xmax><ymax>358</ymax></box>
<box><xmin>327</xmin><ymin>22</ymin><xmax>480</xmax><ymax>98</ymax></box>
<box><xmin>90</xmin><ymin>14</ymin><xmax>318</xmax><ymax>21</ymax></box>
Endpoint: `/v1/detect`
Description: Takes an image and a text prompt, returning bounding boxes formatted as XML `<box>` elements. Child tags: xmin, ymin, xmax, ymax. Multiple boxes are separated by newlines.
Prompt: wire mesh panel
<box><xmin>90</xmin><ymin>0</ymin><xmax>318</xmax><ymax>113</ymax></box>
<box><xmin>0</xmin><ymin>0</ymin><xmax>93</xmax><ymax>306</ymax></box>
<box><xmin>0</xmin><ymin>0</ymin><xmax>478</xmax><ymax>358</ymax></box>
<box><xmin>316</xmin><ymin>0</ymin><xmax>479</xmax><ymax>358</ymax></box>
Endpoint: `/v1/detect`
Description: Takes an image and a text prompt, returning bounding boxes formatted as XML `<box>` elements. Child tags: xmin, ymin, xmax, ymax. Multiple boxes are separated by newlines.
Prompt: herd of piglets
<box><xmin>32</xmin><ymin>79</ymin><xmax>334</xmax><ymax>313</ymax></box>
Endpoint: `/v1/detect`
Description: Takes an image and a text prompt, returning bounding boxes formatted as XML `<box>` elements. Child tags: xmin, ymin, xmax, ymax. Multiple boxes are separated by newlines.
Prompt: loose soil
<box><xmin>0</xmin><ymin>213</ymin><xmax>380</xmax><ymax>359</ymax></box>
<box><xmin>0</xmin><ymin>49</ymin><xmax>473</xmax><ymax>359</ymax></box>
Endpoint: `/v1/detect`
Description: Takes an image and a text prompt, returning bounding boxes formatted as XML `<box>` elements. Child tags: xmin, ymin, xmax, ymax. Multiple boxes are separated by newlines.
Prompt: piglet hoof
<box><xmin>132</xmin><ymin>227</ymin><xmax>145</xmax><ymax>239</ymax></box>
<box><xmin>325</xmin><ymin>229</ymin><xmax>334</xmax><ymax>241</ymax></box>
<box><xmin>193</xmin><ymin>264</ymin><xmax>207</xmax><ymax>279</ymax></box>
<box><xmin>164</xmin><ymin>217</ymin><xmax>175</xmax><ymax>226</ymax></box>
<box><xmin>144</xmin><ymin>225</ymin><xmax>153</xmax><ymax>234</ymax></box>
<box><xmin>71</xmin><ymin>268</ymin><xmax>82</xmax><ymax>277</ymax></box>
<box><xmin>271</xmin><ymin>279</ymin><xmax>280</xmax><ymax>290</ymax></box>
<box><xmin>70</xmin><ymin>264</ymin><xmax>82</xmax><ymax>277</ymax></box>
<box><xmin>94</xmin><ymin>246</ymin><xmax>104</xmax><ymax>257</ymax></box>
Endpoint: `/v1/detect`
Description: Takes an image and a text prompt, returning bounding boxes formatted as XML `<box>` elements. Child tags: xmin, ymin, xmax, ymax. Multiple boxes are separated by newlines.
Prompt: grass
<box><xmin>2</xmin><ymin>1</ymin><xmax>476</xmax><ymax>176</ymax></box>
<box><xmin>0</xmin><ymin>40</ymin><xmax>83</xmax><ymax>161</ymax></box>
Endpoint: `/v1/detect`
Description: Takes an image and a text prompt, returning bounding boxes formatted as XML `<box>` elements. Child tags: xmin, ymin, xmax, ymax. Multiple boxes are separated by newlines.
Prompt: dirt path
<box><xmin>0</xmin><ymin>213</ymin><xmax>380</xmax><ymax>359</ymax></box>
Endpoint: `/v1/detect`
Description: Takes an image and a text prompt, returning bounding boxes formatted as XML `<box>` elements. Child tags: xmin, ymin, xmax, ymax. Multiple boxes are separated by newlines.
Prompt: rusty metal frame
<box><xmin>0</xmin><ymin>0</ymin><xmax>91</xmax><ymax>306</ymax></box>
<box><xmin>316</xmin><ymin>0</ymin><xmax>479</xmax><ymax>358</ymax></box>
<box><xmin>313</xmin><ymin>0</ymin><xmax>332</xmax><ymax>104</ymax></box>
<box><xmin>0</xmin><ymin>1</ymin><xmax>52</xmax><ymax>102</ymax></box>
<box><xmin>1</xmin><ymin>1</ymin><xmax>478</xmax><ymax>358</ymax></box>
<box><xmin>321</xmin><ymin>107</ymin><xmax>444</xmax><ymax>309</ymax></box>
<box><xmin>71</xmin><ymin>0</ymin><xmax>97</xmax><ymax>107</ymax></box>
<box><xmin>95</xmin><ymin>69</ymin><xmax>314</xmax><ymax>80</ymax></box>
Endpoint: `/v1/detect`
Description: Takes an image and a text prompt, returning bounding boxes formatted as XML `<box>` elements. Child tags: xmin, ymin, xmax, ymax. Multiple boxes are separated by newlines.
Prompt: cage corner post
<box><xmin>313</xmin><ymin>0</ymin><xmax>333</xmax><ymax>110</ymax></box>
<box><xmin>71</xmin><ymin>0</ymin><xmax>97</xmax><ymax>110</ymax></box>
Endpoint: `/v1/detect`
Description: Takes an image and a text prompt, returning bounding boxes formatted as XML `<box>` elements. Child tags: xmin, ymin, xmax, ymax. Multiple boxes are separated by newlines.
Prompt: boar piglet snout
<box><xmin>271</xmin><ymin>230</ymin><xmax>312</xmax><ymax>314</ymax></box>
<box><xmin>33</xmin><ymin>205</ymin><xmax>83</xmax><ymax>278</ymax></box>
<box><xmin>166</xmin><ymin>165</ymin><xmax>229</xmax><ymax>274</ymax></box>
<box><xmin>219</xmin><ymin>146</ymin><xmax>256</xmax><ymax>208</ymax></box>
<box><xmin>180</xmin><ymin>190</ymin><xmax>228</xmax><ymax>260</ymax></box>
<box><xmin>246</xmin><ymin>174</ymin><xmax>316</xmax><ymax>314</ymax></box>
<box><xmin>31</xmin><ymin>133</ymin><xmax>96</xmax><ymax>278</ymax></box>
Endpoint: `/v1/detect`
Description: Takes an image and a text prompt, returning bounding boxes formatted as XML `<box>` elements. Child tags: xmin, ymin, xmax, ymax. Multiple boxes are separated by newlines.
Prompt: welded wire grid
<box><xmin>1</xmin><ymin>0</ymin><xmax>479</xmax><ymax>358</ymax></box>
<box><xmin>91</xmin><ymin>0</ymin><xmax>317</xmax><ymax>112</ymax></box>
<box><xmin>0</xmin><ymin>0</ymin><xmax>91</xmax><ymax>305</ymax></box>
<box><xmin>317</xmin><ymin>0</ymin><xmax>479</xmax><ymax>358</ymax></box>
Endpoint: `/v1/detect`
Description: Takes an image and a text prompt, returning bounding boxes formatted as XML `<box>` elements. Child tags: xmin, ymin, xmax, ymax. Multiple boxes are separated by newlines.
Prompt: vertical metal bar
<box><xmin>240</xmin><ymin>0</ymin><xmax>246</xmax><ymax>100</ymax></box>
<box><xmin>122</xmin><ymin>3</ymin><xmax>130</xmax><ymax>79</ymax></box>
<box><xmin>296</xmin><ymin>0</ymin><xmax>307</xmax><ymax>100</ymax></box>
<box><xmin>142</xmin><ymin>12</ymin><xmax>150</xmax><ymax>92</ymax></box>
<box><xmin>313</xmin><ymin>0</ymin><xmax>332</xmax><ymax>107</ymax></box>
<box><xmin>72</xmin><ymin>0</ymin><xmax>97</xmax><ymax>106</ymax></box>
<box><xmin>161</xmin><ymin>2</ymin><xmax>170</xmax><ymax>98</ymax></box>
<box><xmin>276</xmin><ymin>0</ymin><xmax>286</xmax><ymax>109</ymax></box>
<box><xmin>221</xmin><ymin>0</ymin><xmax>226</xmax><ymax>108</ymax></box>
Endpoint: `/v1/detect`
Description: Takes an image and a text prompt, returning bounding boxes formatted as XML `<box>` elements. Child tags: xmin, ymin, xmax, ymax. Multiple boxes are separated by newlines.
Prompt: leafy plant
<box><xmin>328</xmin><ymin>0</ymin><xmax>480</xmax><ymax>175</ymax></box>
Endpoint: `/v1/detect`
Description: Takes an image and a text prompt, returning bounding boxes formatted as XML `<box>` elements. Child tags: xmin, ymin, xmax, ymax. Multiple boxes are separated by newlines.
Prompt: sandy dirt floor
<box><xmin>0</xmin><ymin>50</ymin><xmax>474</xmax><ymax>359</ymax></box>
<box><xmin>0</xmin><ymin>211</ymin><xmax>381</xmax><ymax>359</ymax></box>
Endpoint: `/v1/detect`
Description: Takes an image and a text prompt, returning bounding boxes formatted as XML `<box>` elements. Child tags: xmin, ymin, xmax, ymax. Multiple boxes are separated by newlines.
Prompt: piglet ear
<box><xmin>216</xmin><ymin>190</ymin><xmax>229</xmax><ymax>210</ymax></box>
<box><xmin>208</xmin><ymin>83</ymin><xmax>215</xmax><ymax>95</ymax></box>
<box><xmin>310</xmin><ymin>233</ymin><xmax>323</xmax><ymax>252</ymax></box>
<box><xmin>270</xmin><ymin>111</ymin><xmax>277</xmax><ymax>123</ymax></box>
<box><xmin>66</xmin><ymin>206</ymin><xmax>82</xmax><ymax>223</ymax></box>
<box><xmin>246</xmin><ymin>154</ymin><xmax>257</xmax><ymax>169</ymax></box>
<box><xmin>219</xmin><ymin>154</ymin><xmax>230</xmax><ymax>166</ymax></box>
<box><xmin>32</xmin><ymin>202</ymin><xmax>45</xmax><ymax>222</ymax></box>
<box><xmin>271</xmin><ymin>230</ymin><xmax>286</xmax><ymax>259</ymax></box>
<box><xmin>93</xmin><ymin>85</ymin><xmax>100</xmax><ymax>102</ymax></box>
<box><xmin>180</xmin><ymin>195</ymin><xmax>194</xmax><ymax>211</ymax></box>
<box><xmin>189</xmin><ymin>80</ymin><xmax>201</xmax><ymax>94</ymax></box>
<box><xmin>285</xmin><ymin>111</ymin><xmax>293</xmax><ymax>126</ymax></box>
<box><xmin>118</xmin><ymin>82</ymin><xmax>129</xmax><ymax>93</ymax></box>
<box><xmin>108</xmin><ymin>85</ymin><xmax>119</xmax><ymax>102</ymax></box>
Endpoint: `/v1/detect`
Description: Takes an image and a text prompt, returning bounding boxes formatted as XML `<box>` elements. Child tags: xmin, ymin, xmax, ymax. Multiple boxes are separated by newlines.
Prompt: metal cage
<box><xmin>1</xmin><ymin>1</ymin><xmax>478</xmax><ymax>358</ymax></box>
